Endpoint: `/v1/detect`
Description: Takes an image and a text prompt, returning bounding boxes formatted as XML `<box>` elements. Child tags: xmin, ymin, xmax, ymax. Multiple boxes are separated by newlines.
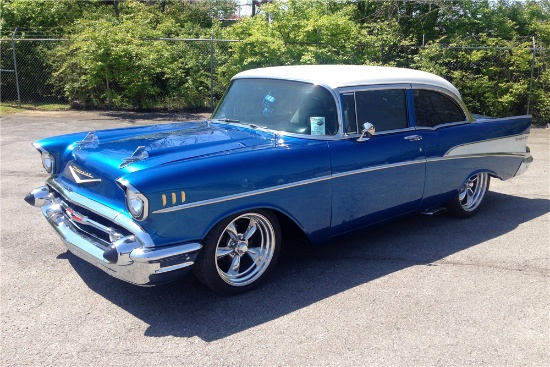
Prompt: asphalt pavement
<box><xmin>1</xmin><ymin>110</ymin><xmax>549</xmax><ymax>366</ymax></box>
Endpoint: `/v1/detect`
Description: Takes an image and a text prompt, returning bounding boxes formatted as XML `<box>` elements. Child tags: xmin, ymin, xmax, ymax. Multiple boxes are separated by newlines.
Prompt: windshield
<box><xmin>212</xmin><ymin>79</ymin><xmax>339</xmax><ymax>136</ymax></box>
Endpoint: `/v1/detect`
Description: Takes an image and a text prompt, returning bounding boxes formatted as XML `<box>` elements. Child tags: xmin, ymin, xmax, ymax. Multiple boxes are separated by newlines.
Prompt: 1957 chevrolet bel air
<box><xmin>25</xmin><ymin>65</ymin><xmax>532</xmax><ymax>294</ymax></box>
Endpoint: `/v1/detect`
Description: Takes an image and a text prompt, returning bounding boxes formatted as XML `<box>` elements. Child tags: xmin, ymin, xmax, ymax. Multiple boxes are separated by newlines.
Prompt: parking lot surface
<box><xmin>1</xmin><ymin>110</ymin><xmax>549</xmax><ymax>366</ymax></box>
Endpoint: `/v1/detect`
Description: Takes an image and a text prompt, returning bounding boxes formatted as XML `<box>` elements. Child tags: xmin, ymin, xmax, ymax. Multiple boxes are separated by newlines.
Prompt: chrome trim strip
<box><xmin>413</xmin><ymin>121</ymin><xmax>470</xmax><ymax>130</ymax></box>
<box><xmin>155</xmin><ymin>262</ymin><xmax>194</xmax><ymax>274</ymax></box>
<box><xmin>427</xmin><ymin>152</ymin><xmax>526</xmax><ymax>163</ymax></box>
<box><xmin>131</xmin><ymin>242</ymin><xmax>202</xmax><ymax>262</ymax></box>
<box><xmin>443</xmin><ymin>133</ymin><xmax>529</xmax><ymax>156</ymax></box>
<box><xmin>153</xmin><ymin>175</ymin><xmax>333</xmax><ymax>214</ymax></box>
<box><xmin>47</xmin><ymin>178</ymin><xmax>155</xmax><ymax>248</ymax></box>
<box><xmin>331</xmin><ymin>160</ymin><xmax>426</xmax><ymax>179</ymax></box>
<box><xmin>153</xmin><ymin>159</ymin><xmax>426</xmax><ymax>214</ymax></box>
<box><xmin>32</xmin><ymin>141</ymin><xmax>45</xmax><ymax>153</ymax></box>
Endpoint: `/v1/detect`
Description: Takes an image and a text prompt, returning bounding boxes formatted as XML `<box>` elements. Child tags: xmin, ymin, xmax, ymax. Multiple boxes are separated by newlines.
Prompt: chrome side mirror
<box><xmin>357</xmin><ymin>122</ymin><xmax>375</xmax><ymax>142</ymax></box>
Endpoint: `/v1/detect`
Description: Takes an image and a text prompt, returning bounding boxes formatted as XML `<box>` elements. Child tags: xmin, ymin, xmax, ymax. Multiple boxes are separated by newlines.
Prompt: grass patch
<box><xmin>0</xmin><ymin>105</ymin><xmax>24</xmax><ymax>116</ymax></box>
<box><xmin>0</xmin><ymin>103</ymin><xmax>71</xmax><ymax>117</ymax></box>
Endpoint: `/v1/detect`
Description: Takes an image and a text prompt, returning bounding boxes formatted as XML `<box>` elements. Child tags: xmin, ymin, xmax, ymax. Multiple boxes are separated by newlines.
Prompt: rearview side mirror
<box><xmin>357</xmin><ymin>122</ymin><xmax>375</xmax><ymax>142</ymax></box>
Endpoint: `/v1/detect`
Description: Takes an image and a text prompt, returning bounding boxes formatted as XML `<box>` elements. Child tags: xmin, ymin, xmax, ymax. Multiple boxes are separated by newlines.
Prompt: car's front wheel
<box><xmin>193</xmin><ymin>209</ymin><xmax>281</xmax><ymax>294</ymax></box>
<box><xmin>447</xmin><ymin>172</ymin><xmax>490</xmax><ymax>218</ymax></box>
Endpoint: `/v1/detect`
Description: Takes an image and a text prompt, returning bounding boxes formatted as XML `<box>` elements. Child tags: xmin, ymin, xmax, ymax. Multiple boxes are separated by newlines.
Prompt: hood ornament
<box><xmin>119</xmin><ymin>146</ymin><xmax>149</xmax><ymax>169</ymax></box>
<box><xmin>75</xmin><ymin>131</ymin><xmax>99</xmax><ymax>149</ymax></box>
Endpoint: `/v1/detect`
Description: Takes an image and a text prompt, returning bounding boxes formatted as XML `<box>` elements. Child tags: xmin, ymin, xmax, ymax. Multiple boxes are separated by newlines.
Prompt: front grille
<box><xmin>49</xmin><ymin>186</ymin><xmax>133</xmax><ymax>249</ymax></box>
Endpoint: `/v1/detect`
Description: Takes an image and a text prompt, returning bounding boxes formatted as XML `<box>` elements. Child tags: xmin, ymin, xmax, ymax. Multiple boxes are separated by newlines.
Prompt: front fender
<box><xmin>123</xmin><ymin>139</ymin><xmax>333</xmax><ymax>247</ymax></box>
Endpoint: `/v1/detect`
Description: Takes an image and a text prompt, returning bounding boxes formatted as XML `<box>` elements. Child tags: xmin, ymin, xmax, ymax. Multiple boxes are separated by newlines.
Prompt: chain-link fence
<box><xmin>0</xmin><ymin>36</ymin><xmax>236</xmax><ymax>111</ymax></box>
<box><xmin>1</xmin><ymin>35</ymin><xmax>548</xmax><ymax>124</ymax></box>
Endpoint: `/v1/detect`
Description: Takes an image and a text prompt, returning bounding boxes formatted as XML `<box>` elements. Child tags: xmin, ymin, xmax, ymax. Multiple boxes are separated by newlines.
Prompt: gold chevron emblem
<box><xmin>69</xmin><ymin>165</ymin><xmax>101</xmax><ymax>184</ymax></box>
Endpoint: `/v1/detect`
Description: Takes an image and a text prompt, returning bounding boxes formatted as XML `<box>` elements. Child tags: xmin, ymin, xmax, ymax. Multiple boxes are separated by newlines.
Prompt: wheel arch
<box><xmin>201</xmin><ymin>204</ymin><xmax>311</xmax><ymax>247</ymax></box>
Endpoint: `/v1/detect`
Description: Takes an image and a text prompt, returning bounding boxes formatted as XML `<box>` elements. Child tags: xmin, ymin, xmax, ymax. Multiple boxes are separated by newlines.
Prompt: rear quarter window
<box><xmin>414</xmin><ymin>90</ymin><xmax>466</xmax><ymax>127</ymax></box>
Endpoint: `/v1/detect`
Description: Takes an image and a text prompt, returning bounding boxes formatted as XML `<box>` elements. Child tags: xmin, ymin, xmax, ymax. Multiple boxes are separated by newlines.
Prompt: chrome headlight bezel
<box><xmin>41</xmin><ymin>151</ymin><xmax>55</xmax><ymax>173</ymax></box>
<box><xmin>117</xmin><ymin>179</ymin><xmax>149</xmax><ymax>221</ymax></box>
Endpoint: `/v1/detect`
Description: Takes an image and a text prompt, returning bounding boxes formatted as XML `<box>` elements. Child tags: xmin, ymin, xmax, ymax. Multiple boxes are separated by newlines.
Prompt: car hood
<box><xmin>56</xmin><ymin>121</ymin><xmax>276</xmax><ymax>201</ymax></box>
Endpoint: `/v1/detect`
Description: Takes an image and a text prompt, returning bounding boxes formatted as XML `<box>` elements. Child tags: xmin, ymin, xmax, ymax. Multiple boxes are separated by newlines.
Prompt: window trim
<box><xmin>338</xmin><ymin>84</ymin><xmax>412</xmax><ymax>135</ymax></box>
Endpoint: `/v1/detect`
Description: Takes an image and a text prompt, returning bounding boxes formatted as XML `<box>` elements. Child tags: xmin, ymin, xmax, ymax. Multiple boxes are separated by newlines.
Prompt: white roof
<box><xmin>233</xmin><ymin>65</ymin><xmax>461</xmax><ymax>98</ymax></box>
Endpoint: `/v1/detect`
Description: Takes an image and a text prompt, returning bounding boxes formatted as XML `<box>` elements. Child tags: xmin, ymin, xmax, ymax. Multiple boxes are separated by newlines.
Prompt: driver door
<box><xmin>329</xmin><ymin>87</ymin><xmax>426</xmax><ymax>236</ymax></box>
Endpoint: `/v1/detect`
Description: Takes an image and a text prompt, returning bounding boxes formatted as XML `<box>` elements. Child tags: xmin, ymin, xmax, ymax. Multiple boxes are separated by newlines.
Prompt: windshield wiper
<box><xmin>213</xmin><ymin>117</ymin><xmax>240</xmax><ymax>123</ymax></box>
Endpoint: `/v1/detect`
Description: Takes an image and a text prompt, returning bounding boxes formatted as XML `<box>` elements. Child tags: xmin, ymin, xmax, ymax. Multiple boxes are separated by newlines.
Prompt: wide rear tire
<box><xmin>447</xmin><ymin>173</ymin><xmax>490</xmax><ymax>218</ymax></box>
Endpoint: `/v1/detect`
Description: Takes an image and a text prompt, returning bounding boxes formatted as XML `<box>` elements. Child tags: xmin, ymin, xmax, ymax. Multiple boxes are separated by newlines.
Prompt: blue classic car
<box><xmin>25</xmin><ymin>65</ymin><xmax>532</xmax><ymax>294</ymax></box>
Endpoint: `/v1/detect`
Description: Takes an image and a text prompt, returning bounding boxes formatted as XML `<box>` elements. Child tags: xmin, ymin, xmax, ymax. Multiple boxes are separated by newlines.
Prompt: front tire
<box><xmin>447</xmin><ymin>172</ymin><xmax>490</xmax><ymax>218</ymax></box>
<box><xmin>193</xmin><ymin>210</ymin><xmax>281</xmax><ymax>295</ymax></box>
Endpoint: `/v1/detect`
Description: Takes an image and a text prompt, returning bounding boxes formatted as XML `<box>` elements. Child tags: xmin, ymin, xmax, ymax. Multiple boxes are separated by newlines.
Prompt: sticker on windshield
<box><xmin>310</xmin><ymin>117</ymin><xmax>326</xmax><ymax>135</ymax></box>
<box><xmin>262</xmin><ymin>94</ymin><xmax>275</xmax><ymax>119</ymax></box>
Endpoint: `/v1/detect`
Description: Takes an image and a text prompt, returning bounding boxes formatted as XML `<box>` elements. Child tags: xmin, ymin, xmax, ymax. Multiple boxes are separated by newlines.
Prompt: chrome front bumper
<box><xmin>25</xmin><ymin>181</ymin><xmax>202</xmax><ymax>286</ymax></box>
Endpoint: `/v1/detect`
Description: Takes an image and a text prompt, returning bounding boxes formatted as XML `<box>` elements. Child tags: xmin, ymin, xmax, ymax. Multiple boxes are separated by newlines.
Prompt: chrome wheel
<box><xmin>194</xmin><ymin>209</ymin><xmax>280</xmax><ymax>294</ymax></box>
<box><xmin>215</xmin><ymin>213</ymin><xmax>276</xmax><ymax>286</ymax></box>
<box><xmin>457</xmin><ymin>173</ymin><xmax>489</xmax><ymax>212</ymax></box>
<box><xmin>448</xmin><ymin>172</ymin><xmax>490</xmax><ymax>218</ymax></box>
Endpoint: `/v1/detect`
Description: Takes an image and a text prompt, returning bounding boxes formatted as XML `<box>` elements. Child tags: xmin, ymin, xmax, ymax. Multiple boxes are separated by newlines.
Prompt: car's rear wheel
<box><xmin>193</xmin><ymin>209</ymin><xmax>281</xmax><ymax>295</ymax></box>
<box><xmin>447</xmin><ymin>172</ymin><xmax>490</xmax><ymax>218</ymax></box>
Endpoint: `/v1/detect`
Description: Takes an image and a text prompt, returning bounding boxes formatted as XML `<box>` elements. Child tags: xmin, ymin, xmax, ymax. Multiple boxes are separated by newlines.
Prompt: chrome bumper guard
<box><xmin>25</xmin><ymin>182</ymin><xmax>202</xmax><ymax>286</ymax></box>
<box><xmin>514</xmin><ymin>146</ymin><xmax>533</xmax><ymax>177</ymax></box>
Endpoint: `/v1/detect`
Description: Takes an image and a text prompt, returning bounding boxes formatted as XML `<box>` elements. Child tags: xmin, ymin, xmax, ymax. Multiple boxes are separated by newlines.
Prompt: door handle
<box><xmin>404</xmin><ymin>135</ymin><xmax>422</xmax><ymax>141</ymax></box>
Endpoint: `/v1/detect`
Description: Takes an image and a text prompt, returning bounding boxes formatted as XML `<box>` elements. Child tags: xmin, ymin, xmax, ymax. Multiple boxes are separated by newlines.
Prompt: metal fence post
<box><xmin>210</xmin><ymin>31</ymin><xmax>214</xmax><ymax>111</ymax></box>
<box><xmin>11</xmin><ymin>28</ymin><xmax>21</xmax><ymax>107</ymax></box>
<box><xmin>527</xmin><ymin>36</ymin><xmax>535</xmax><ymax>115</ymax></box>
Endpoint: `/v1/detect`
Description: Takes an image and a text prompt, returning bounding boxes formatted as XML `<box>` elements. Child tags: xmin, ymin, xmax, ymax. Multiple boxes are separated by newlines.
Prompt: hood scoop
<box><xmin>119</xmin><ymin>146</ymin><xmax>149</xmax><ymax>169</ymax></box>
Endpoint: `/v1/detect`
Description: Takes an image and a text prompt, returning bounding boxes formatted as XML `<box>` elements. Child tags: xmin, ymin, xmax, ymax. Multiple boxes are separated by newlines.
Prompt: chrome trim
<box><xmin>514</xmin><ymin>147</ymin><xmax>532</xmax><ymax>177</ymax></box>
<box><xmin>404</xmin><ymin>135</ymin><xmax>422</xmax><ymax>141</ymax></box>
<box><xmin>153</xmin><ymin>159</ymin><xmax>426</xmax><ymax>214</ymax></box>
<box><xmin>26</xmin><ymin>186</ymin><xmax>52</xmax><ymax>207</ymax></box>
<box><xmin>413</xmin><ymin>121</ymin><xmax>470</xmax><ymax>130</ymax></box>
<box><xmin>153</xmin><ymin>175</ymin><xmax>333</xmax><ymax>214</ymax></box>
<box><xmin>357</xmin><ymin>122</ymin><xmax>375</xmax><ymax>142</ymax></box>
<box><xmin>427</xmin><ymin>152</ymin><xmax>526</xmax><ymax>163</ymax></box>
<box><xmin>75</xmin><ymin>131</ymin><xmax>99</xmax><ymax>149</ymax></box>
<box><xmin>131</xmin><ymin>242</ymin><xmax>202</xmax><ymax>262</ymax></box>
<box><xmin>32</xmin><ymin>141</ymin><xmax>47</xmax><ymax>154</ymax></box>
<box><xmin>331</xmin><ymin>160</ymin><xmax>426</xmax><ymax>180</ymax></box>
<box><xmin>41</xmin><ymin>151</ymin><xmax>55</xmax><ymax>173</ymax></box>
<box><xmin>32</xmin><ymin>183</ymin><xmax>201</xmax><ymax>285</ymax></box>
<box><xmin>119</xmin><ymin>146</ymin><xmax>149</xmax><ymax>169</ymax></box>
<box><xmin>116</xmin><ymin>178</ymin><xmax>149</xmax><ymax>221</ymax></box>
<box><xmin>443</xmin><ymin>133</ymin><xmax>529</xmax><ymax>156</ymax></box>
<box><xmin>68</xmin><ymin>165</ymin><xmax>101</xmax><ymax>184</ymax></box>
<box><xmin>337</xmin><ymin>83</ymin><xmax>412</xmax><ymax>93</ymax></box>
<box><xmin>47</xmin><ymin>178</ymin><xmax>155</xmax><ymax>248</ymax></box>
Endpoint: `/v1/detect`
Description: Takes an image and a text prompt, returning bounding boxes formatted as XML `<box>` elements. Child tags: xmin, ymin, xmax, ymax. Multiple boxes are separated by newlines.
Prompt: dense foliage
<box><xmin>1</xmin><ymin>0</ymin><xmax>548</xmax><ymax>123</ymax></box>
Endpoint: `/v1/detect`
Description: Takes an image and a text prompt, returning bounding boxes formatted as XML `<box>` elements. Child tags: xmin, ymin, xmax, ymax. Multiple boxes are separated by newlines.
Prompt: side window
<box><xmin>414</xmin><ymin>89</ymin><xmax>466</xmax><ymax>127</ymax></box>
<box><xmin>342</xmin><ymin>93</ymin><xmax>357</xmax><ymax>134</ymax></box>
<box><xmin>355</xmin><ymin>89</ymin><xmax>408</xmax><ymax>132</ymax></box>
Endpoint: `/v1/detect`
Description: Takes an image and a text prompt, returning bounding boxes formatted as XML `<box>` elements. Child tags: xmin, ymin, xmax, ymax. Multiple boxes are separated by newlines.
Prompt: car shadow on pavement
<box><xmin>63</xmin><ymin>191</ymin><xmax>549</xmax><ymax>342</ymax></box>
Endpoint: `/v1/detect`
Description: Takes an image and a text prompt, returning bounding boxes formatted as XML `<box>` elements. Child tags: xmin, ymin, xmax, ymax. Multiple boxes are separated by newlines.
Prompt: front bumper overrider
<box><xmin>24</xmin><ymin>179</ymin><xmax>202</xmax><ymax>286</ymax></box>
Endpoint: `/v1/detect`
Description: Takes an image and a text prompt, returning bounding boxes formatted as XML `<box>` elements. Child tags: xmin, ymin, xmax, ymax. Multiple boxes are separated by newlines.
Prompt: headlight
<box><xmin>41</xmin><ymin>151</ymin><xmax>55</xmax><ymax>173</ymax></box>
<box><xmin>117</xmin><ymin>179</ymin><xmax>148</xmax><ymax>221</ymax></box>
<box><xmin>127</xmin><ymin>191</ymin><xmax>145</xmax><ymax>218</ymax></box>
